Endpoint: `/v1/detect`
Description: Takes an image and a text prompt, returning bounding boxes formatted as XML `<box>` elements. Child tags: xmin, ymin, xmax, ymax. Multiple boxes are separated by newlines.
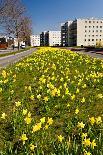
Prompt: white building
<box><xmin>45</xmin><ymin>31</ymin><xmax>61</xmax><ymax>46</ymax></box>
<box><xmin>61</xmin><ymin>18</ymin><xmax>103</xmax><ymax>47</ymax></box>
<box><xmin>30</xmin><ymin>35</ymin><xmax>40</xmax><ymax>47</ymax></box>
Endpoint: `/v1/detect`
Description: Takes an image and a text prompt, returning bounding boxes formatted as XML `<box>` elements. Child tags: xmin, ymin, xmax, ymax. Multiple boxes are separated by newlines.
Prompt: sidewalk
<box><xmin>0</xmin><ymin>48</ymin><xmax>36</xmax><ymax>69</ymax></box>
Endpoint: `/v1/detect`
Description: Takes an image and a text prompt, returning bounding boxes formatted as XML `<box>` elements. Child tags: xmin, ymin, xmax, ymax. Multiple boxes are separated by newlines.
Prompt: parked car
<box><xmin>20</xmin><ymin>44</ymin><xmax>26</xmax><ymax>49</ymax></box>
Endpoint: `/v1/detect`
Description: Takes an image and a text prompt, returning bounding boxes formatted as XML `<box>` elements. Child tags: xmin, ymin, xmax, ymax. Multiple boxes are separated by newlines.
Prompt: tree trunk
<box><xmin>18</xmin><ymin>41</ymin><xmax>20</xmax><ymax>51</ymax></box>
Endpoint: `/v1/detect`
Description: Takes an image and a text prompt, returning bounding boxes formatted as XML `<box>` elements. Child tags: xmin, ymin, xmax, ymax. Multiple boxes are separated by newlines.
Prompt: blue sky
<box><xmin>23</xmin><ymin>0</ymin><xmax>103</xmax><ymax>34</ymax></box>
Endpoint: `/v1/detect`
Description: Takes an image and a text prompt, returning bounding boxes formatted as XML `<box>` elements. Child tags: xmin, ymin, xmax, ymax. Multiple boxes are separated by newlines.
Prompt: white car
<box><xmin>20</xmin><ymin>44</ymin><xmax>26</xmax><ymax>49</ymax></box>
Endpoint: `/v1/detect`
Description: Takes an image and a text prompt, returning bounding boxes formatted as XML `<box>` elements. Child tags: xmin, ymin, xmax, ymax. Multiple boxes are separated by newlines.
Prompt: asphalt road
<box><xmin>76</xmin><ymin>50</ymin><xmax>103</xmax><ymax>59</ymax></box>
<box><xmin>60</xmin><ymin>47</ymin><xmax>103</xmax><ymax>59</ymax></box>
<box><xmin>0</xmin><ymin>48</ymin><xmax>36</xmax><ymax>69</ymax></box>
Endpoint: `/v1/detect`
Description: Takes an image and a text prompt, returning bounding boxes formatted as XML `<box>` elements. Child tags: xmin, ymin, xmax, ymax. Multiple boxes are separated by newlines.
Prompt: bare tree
<box><xmin>19</xmin><ymin>16</ymin><xmax>32</xmax><ymax>45</ymax></box>
<box><xmin>0</xmin><ymin>0</ymin><xmax>32</xmax><ymax>49</ymax></box>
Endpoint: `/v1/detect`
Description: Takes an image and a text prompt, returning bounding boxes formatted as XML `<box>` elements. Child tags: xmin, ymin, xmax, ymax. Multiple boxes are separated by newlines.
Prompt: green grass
<box><xmin>0</xmin><ymin>47</ymin><xmax>103</xmax><ymax>155</ymax></box>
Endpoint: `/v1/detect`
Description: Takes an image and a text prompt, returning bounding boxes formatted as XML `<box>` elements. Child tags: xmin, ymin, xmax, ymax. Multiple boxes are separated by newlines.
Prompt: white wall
<box><xmin>77</xmin><ymin>18</ymin><xmax>103</xmax><ymax>46</ymax></box>
<box><xmin>30</xmin><ymin>35</ymin><xmax>40</xmax><ymax>47</ymax></box>
<box><xmin>49</xmin><ymin>31</ymin><xmax>61</xmax><ymax>46</ymax></box>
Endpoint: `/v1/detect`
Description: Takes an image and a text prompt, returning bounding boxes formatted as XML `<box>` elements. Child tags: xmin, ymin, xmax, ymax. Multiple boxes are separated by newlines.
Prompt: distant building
<box><xmin>61</xmin><ymin>18</ymin><xmax>103</xmax><ymax>47</ymax></box>
<box><xmin>61</xmin><ymin>21</ymin><xmax>72</xmax><ymax>46</ymax></box>
<box><xmin>45</xmin><ymin>31</ymin><xmax>61</xmax><ymax>46</ymax></box>
<box><xmin>30</xmin><ymin>35</ymin><xmax>40</xmax><ymax>47</ymax></box>
<box><xmin>40</xmin><ymin>31</ymin><xmax>46</xmax><ymax>46</ymax></box>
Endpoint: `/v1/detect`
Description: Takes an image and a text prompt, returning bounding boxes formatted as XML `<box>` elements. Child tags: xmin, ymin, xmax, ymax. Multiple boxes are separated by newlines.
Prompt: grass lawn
<box><xmin>0</xmin><ymin>47</ymin><xmax>103</xmax><ymax>155</ymax></box>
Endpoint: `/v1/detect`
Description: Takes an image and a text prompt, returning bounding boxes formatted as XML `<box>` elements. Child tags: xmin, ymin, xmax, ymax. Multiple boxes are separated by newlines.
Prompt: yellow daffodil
<box><xmin>4</xmin><ymin>79</ymin><xmax>8</xmax><ymax>84</ymax></box>
<box><xmin>96</xmin><ymin>116</ymin><xmax>102</xmax><ymax>125</ymax></box>
<box><xmin>89</xmin><ymin>117</ymin><xmax>95</xmax><ymax>125</ymax></box>
<box><xmin>2</xmin><ymin>70</ymin><xmax>7</xmax><ymax>78</ymax></box>
<box><xmin>67</xmin><ymin>103</ymin><xmax>70</xmax><ymax>107</ymax></box>
<box><xmin>64</xmin><ymin>83</ymin><xmax>67</xmax><ymax>88</ymax></box>
<box><xmin>10</xmin><ymin>90</ymin><xmax>14</xmax><ymax>94</ymax></box>
<box><xmin>23</xmin><ymin>109</ymin><xmax>27</xmax><ymax>115</ymax></box>
<box><xmin>28</xmin><ymin>86</ymin><xmax>32</xmax><ymax>91</ymax></box>
<box><xmin>20</xmin><ymin>134</ymin><xmax>28</xmax><ymax>144</ymax></box>
<box><xmin>81</xmin><ymin>97</ymin><xmax>85</xmax><ymax>103</ymax></box>
<box><xmin>15</xmin><ymin>101</ymin><xmax>21</xmax><ymax>107</ymax></box>
<box><xmin>82</xmin><ymin>133</ymin><xmax>87</xmax><ymax>139</ymax></box>
<box><xmin>30</xmin><ymin>143</ymin><xmax>36</xmax><ymax>151</ymax></box>
<box><xmin>83</xmin><ymin>138</ymin><xmax>91</xmax><ymax>147</ymax></box>
<box><xmin>30</xmin><ymin>95</ymin><xmax>34</xmax><ymax>100</ymax></box>
<box><xmin>71</xmin><ymin>94</ymin><xmax>75</xmax><ymax>100</ymax></box>
<box><xmin>43</xmin><ymin>96</ymin><xmax>49</xmax><ymax>102</ymax></box>
<box><xmin>77</xmin><ymin>122</ymin><xmax>85</xmax><ymax>129</ymax></box>
<box><xmin>47</xmin><ymin>117</ymin><xmax>53</xmax><ymax>125</ymax></box>
<box><xmin>84</xmin><ymin>151</ymin><xmax>91</xmax><ymax>155</ymax></box>
<box><xmin>32</xmin><ymin>123</ymin><xmax>42</xmax><ymax>133</ymax></box>
<box><xmin>75</xmin><ymin>108</ymin><xmax>79</xmax><ymax>114</ymax></box>
<box><xmin>76</xmin><ymin>88</ymin><xmax>79</xmax><ymax>94</ymax></box>
<box><xmin>57</xmin><ymin>135</ymin><xmax>64</xmax><ymax>143</ymax></box>
<box><xmin>57</xmin><ymin>89</ymin><xmax>60</xmax><ymax>96</ymax></box>
<box><xmin>97</xmin><ymin>94</ymin><xmax>103</xmax><ymax>99</ymax></box>
<box><xmin>1</xmin><ymin>113</ymin><xmax>7</xmax><ymax>119</ymax></box>
<box><xmin>91</xmin><ymin>139</ymin><xmax>96</xmax><ymax>149</ymax></box>
<box><xmin>24</xmin><ymin>116</ymin><xmax>32</xmax><ymax>124</ymax></box>
<box><xmin>60</xmin><ymin>77</ymin><xmax>63</xmax><ymax>82</ymax></box>
<box><xmin>27</xmin><ymin>112</ymin><xmax>31</xmax><ymax>117</ymax></box>
<box><xmin>51</xmin><ymin>88</ymin><xmax>57</xmax><ymax>96</ymax></box>
<box><xmin>45</xmin><ymin>124</ymin><xmax>49</xmax><ymax>130</ymax></box>
<box><xmin>40</xmin><ymin>117</ymin><xmax>45</xmax><ymax>124</ymax></box>
<box><xmin>82</xmin><ymin>84</ymin><xmax>87</xmax><ymax>88</ymax></box>
<box><xmin>37</xmin><ymin>94</ymin><xmax>41</xmax><ymax>99</ymax></box>
<box><xmin>65</xmin><ymin>88</ymin><xmax>69</xmax><ymax>95</ymax></box>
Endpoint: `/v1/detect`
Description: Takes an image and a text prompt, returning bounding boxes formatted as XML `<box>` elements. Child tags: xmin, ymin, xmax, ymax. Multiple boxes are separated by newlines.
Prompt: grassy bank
<box><xmin>0</xmin><ymin>47</ymin><xmax>103</xmax><ymax>155</ymax></box>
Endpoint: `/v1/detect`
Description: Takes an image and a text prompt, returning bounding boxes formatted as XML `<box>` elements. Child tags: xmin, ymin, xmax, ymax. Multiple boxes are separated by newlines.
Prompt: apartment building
<box><xmin>61</xmin><ymin>18</ymin><xmax>103</xmax><ymax>47</ymax></box>
<box><xmin>45</xmin><ymin>31</ymin><xmax>61</xmax><ymax>46</ymax></box>
<box><xmin>40</xmin><ymin>31</ymin><xmax>47</xmax><ymax>46</ymax></box>
<box><xmin>61</xmin><ymin>21</ymin><xmax>72</xmax><ymax>46</ymax></box>
<box><xmin>30</xmin><ymin>35</ymin><xmax>40</xmax><ymax>47</ymax></box>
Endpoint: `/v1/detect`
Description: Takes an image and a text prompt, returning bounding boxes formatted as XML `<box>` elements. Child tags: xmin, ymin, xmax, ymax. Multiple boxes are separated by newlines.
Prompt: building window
<box><xmin>85</xmin><ymin>21</ymin><xmax>87</xmax><ymax>23</ymax></box>
<box><xmin>100</xmin><ymin>26</ymin><xmax>102</xmax><ymax>28</ymax></box>
<box><xmin>96</xmin><ymin>26</ymin><xmax>98</xmax><ymax>28</ymax></box>
<box><xmin>85</xmin><ymin>30</ymin><xmax>87</xmax><ymax>32</ymax></box>
<box><xmin>85</xmin><ymin>39</ymin><xmax>86</xmax><ymax>41</ymax></box>
<box><xmin>89</xmin><ymin>21</ymin><xmax>91</xmax><ymax>23</ymax></box>
<box><xmin>93</xmin><ymin>30</ymin><xmax>94</xmax><ymax>32</ymax></box>
<box><xmin>85</xmin><ymin>26</ymin><xmax>87</xmax><ymax>28</ymax></box>
<box><xmin>89</xmin><ymin>26</ymin><xmax>91</xmax><ymax>28</ymax></box>
<box><xmin>93</xmin><ymin>21</ymin><xmax>95</xmax><ymax>23</ymax></box>
<box><xmin>93</xmin><ymin>26</ymin><xmax>94</xmax><ymax>28</ymax></box>
<box><xmin>92</xmin><ymin>39</ymin><xmax>94</xmax><ymax>41</ymax></box>
<box><xmin>88</xmin><ymin>39</ymin><xmax>90</xmax><ymax>41</ymax></box>
<box><xmin>100</xmin><ymin>30</ymin><xmax>102</xmax><ymax>32</ymax></box>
